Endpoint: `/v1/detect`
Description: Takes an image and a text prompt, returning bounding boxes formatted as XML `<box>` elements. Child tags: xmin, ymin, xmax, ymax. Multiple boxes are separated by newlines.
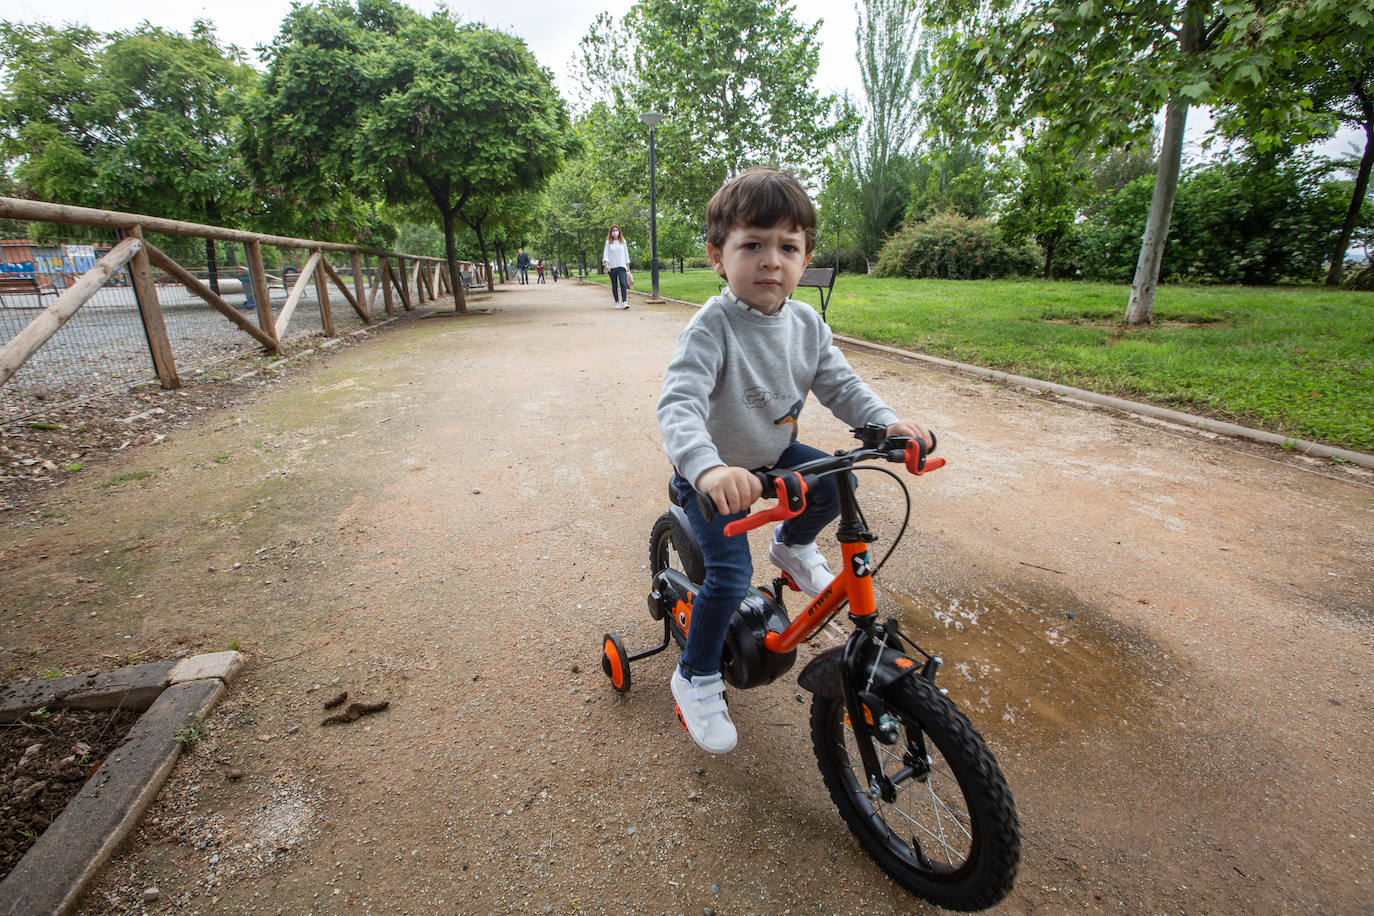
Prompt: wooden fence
<box><xmin>0</xmin><ymin>197</ymin><xmax>484</xmax><ymax>392</ymax></box>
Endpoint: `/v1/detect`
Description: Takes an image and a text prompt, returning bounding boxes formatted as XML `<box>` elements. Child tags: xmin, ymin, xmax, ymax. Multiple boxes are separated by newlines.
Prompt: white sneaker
<box><xmin>768</xmin><ymin>529</ymin><xmax>835</xmax><ymax>597</ymax></box>
<box><xmin>670</xmin><ymin>669</ymin><xmax>737</xmax><ymax>754</ymax></box>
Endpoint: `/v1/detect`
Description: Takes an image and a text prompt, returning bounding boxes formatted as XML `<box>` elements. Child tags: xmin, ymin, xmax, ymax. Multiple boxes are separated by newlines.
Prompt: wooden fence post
<box><xmin>244</xmin><ymin>240</ymin><xmax>280</xmax><ymax>352</ymax></box>
<box><xmin>380</xmin><ymin>258</ymin><xmax>395</xmax><ymax>317</ymax></box>
<box><xmin>123</xmin><ymin>225</ymin><xmax>180</xmax><ymax>389</ymax></box>
<box><xmin>314</xmin><ymin>250</ymin><xmax>335</xmax><ymax>337</ymax></box>
<box><xmin>398</xmin><ymin>257</ymin><xmax>412</xmax><ymax>309</ymax></box>
<box><xmin>351</xmin><ymin>251</ymin><xmax>366</xmax><ymax>320</ymax></box>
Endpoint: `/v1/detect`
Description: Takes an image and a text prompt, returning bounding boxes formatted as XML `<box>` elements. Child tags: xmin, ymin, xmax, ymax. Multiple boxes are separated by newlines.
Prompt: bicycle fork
<box><xmin>838</xmin><ymin>619</ymin><xmax>943</xmax><ymax>803</ymax></box>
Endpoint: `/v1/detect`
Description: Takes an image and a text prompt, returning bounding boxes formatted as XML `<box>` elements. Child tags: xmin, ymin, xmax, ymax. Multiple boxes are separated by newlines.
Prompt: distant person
<box><xmin>516</xmin><ymin>248</ymin><xmax>531</xmax><ymax>284</ymax></box>
<box><xmin>536</xmin><ymin>259</ymin><xmax>546</xmax><ymax>284</ymax></box>
<box><xmin>602</xmin><ymin>225</ymin><xmax>630</xmax><ymax>309</ymax></box>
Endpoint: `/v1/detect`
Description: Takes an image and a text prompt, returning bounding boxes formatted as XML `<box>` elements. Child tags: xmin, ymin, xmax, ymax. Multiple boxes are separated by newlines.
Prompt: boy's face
<box><xmin>708</xmin><ymin>221</ymin><xmax>812</xmax><ymax>315</ymax></box>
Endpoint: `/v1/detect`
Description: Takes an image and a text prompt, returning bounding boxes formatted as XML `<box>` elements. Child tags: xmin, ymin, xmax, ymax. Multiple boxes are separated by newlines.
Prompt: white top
<box><xmin>602</xmin><ymin>240</ymin><xmax>630</xmax><ymax>270</ymax></box>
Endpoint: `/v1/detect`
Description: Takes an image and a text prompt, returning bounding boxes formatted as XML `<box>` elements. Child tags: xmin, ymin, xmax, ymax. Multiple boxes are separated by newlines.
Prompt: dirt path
<box><xmin>1</xmin><ymin>278</ymin><xmax>1371</xmax><ymax>915</ymax></box>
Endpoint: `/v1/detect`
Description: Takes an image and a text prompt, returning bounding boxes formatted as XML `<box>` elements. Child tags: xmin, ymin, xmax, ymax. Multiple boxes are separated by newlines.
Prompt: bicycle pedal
<box><xmin>674</xmin><ymin>704</ymin><xmax>688</xmax><ymax>731</ymax></box>
<box><xmin>774</xmin><ymin>573</ymin><xmax>802</xmax><ymax>593</ymax></box>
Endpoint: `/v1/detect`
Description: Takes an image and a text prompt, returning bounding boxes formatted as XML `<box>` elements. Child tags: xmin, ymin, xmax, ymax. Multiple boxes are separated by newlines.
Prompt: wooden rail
<box><xmin>0</xmin><ymin>197</ymin><xmax>483</xmax><ymax>393</ymax></box>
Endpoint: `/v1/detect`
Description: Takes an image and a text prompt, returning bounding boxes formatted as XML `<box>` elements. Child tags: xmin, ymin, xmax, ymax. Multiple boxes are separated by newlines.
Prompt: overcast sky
<box><xmin>0</xmin><ymin>0</ymin><xmax>865</xmax><ymax>102</ymax></box>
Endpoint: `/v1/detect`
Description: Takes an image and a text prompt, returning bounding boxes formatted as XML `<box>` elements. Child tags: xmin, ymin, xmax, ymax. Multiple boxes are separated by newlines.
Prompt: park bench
<box><xmin>0</xmin><ymin>274</ymin><xmax>55</xmax><ymax>305</ymax></box>
<box><xmin>796</xmin><ymin>266</ymin><xmax>838</xmax><ymax>324</ymax></box>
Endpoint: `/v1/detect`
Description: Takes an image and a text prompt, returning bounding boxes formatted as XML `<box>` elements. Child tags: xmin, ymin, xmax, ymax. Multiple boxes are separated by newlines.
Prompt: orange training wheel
<box><xmin>601</xmin><ymin>633</ymin><xmax>631</xmax><ymax>693</ymax></box>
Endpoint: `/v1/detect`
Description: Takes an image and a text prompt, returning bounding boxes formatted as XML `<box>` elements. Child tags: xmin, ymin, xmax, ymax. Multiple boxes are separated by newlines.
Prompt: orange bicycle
<box><xmin>601</xmin><ymin>425</ymin><xmax>1020</xmax><ymax>911</ymax></box>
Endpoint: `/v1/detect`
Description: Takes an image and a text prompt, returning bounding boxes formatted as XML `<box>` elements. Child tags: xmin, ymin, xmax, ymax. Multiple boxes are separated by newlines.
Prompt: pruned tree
<box><xmin>246</xmin><ymin>0</ymin><xmax>572</xmax><ymax>312</ymax></box>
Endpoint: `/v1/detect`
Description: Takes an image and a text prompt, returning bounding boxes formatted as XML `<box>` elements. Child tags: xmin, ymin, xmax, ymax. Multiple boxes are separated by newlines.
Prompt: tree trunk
<box><xmin>1126</xmin><ymin>10</ymin><xmax>1203</xmax><ymax>326</ymax></box>
<box><xmin>442</xmin><ymin>208</ymin><xmax>467</xmax><ymax>313</ymax></box>
<box><xmin>474</xmin><ymin>225</ymin><xmax>492</xmax><ymax>293</ymax></box>
<box><xmin>1126</xmin><ymin>94</ymin><xmax>1189</xmax><ymax>325</ymax></box>
<box><xmin>1325</xmin><ymin>118</ymin><xmax>1374</xmax><ymax>287</ymax></box>
<box><xmin>205</xmin><ymin>238</ymin><xmax>220</xmax><ymax>296</ymax></box>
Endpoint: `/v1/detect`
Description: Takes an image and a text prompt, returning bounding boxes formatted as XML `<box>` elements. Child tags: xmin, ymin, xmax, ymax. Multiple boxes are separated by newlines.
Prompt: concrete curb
<box><xmin>0</xmin><ymin>652</ymin><xmax>243</xmax><ymax>916</ymax></box>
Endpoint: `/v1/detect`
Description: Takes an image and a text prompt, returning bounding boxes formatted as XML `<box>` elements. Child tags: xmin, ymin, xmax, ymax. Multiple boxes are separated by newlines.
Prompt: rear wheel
<box><xmin>810</xmin><ymin>678</ymin><xmax>1020</xmax><ymax>911</ymax></box>
<box><xmin>649</xmin><ymin>513</ymin><xmax>694</xmax><ymax>647</ymax></box>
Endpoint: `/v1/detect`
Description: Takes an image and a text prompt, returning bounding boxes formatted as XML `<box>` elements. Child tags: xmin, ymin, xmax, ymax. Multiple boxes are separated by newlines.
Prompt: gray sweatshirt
<box><xmin>658</xmin><ymin>290</ymin><xmax>898</xmax><ymax>487</ymax></box>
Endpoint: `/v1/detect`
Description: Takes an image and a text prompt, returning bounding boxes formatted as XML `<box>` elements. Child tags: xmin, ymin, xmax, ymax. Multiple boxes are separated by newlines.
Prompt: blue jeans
<box><xmin>673</xmin><ymin>441</ymin><xmax>841</xmax><ymax>678</ymax></box>
<box><xmin>609</xmin><ymin>267</ymin><xmax>628</xmax><ymax>302</ymax></box>
<box><xmin>518</xmin><ymin>266</ymin><xmax>529</xmax><ymax>284</ymax></box>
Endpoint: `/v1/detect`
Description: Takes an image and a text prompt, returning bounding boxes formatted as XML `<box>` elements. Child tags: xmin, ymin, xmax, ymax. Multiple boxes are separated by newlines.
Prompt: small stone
<box><xmin>472</xmin><ymin>487</ymin><xmax>481</xmax><ymax>494</ymax></box>
<box><xmin>143</xmin><ymin>888</ymin><xmax>160</xmax><ymax>902</ymax></box>
<box><xmin>227</xmin><ymin>769</ymin><xmax>245</xmax><ymax>780</ymax></box>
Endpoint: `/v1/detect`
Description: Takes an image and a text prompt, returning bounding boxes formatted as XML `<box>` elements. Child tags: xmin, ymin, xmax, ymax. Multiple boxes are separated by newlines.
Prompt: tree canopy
<box><xmin>0</xmin><ymin>20</ymin><xmax>255</xmax><ymax>225</ymax></box>
<box><xmin>246</xmin><ymin>0</ymin><xmax>572</xmax><ymax>309</ymax></box>
<box><xmin>574</xmin><ymin>0</ymin><xmax>839</xmax><ymax>222</ymax></box>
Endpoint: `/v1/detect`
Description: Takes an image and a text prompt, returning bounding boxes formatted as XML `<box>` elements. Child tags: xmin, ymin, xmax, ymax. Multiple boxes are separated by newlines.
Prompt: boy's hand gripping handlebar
<box><xmin>695</xmin><ymin>430</ymin><xmax>942</xmax><ymax>537</ymax></box>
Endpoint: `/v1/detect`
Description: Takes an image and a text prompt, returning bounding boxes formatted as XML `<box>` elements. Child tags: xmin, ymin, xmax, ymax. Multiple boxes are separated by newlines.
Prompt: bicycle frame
<box><xmin>762</xmin><ymin>472</ymin><xmax>878</xmax><ymax>655</ymax></box>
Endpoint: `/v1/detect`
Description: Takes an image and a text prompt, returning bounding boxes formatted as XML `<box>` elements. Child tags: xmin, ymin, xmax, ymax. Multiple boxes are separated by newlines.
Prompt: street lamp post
<box><xmin>639</xmin><ymin>111</ymin><xmax>666</xmax><ymax>303</ymax></box>
<box><xmin>555</xmin><ymin>227</ymin><xmax>563</xmax><ymax>279</ymax></box>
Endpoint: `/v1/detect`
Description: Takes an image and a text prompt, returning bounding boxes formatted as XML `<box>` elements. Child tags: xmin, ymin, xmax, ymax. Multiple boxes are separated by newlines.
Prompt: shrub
<box><xmin>1076</xmin><ymin>156</ymin><xmax>1357</xmax><ymax>285</ymax></box>
<box><xmin>687</xmin><ymin>257</ymin><xmax>712</xmax><ymax>269</ymax></box>
<box><xmin>1346</xmin><ymin>265</ymin><xmax>1374</xmax><ymax>291</ymax></box>
<box><xmin>809</xmin><ymin>246</ymin><xmax>869</xmax><ymax>274</ymax></box>
<box><xmin>873</xmin><ymin>213</ymin><xmax>1038</xmax><ymax>280</ymax></box>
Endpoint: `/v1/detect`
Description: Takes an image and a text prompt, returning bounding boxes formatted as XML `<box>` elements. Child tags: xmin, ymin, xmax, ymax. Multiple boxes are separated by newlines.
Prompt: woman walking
<box><xmin>602</xmin><ymin>225</ymin><xmax>631</xmax><ymax>309</ymax></box>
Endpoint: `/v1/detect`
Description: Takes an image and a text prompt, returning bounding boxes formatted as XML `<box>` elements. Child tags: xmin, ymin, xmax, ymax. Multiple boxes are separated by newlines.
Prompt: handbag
<box><xmin>626</xmin><ymin>271</ymin><xmax>634</xmax><ymax>289</ymax></box>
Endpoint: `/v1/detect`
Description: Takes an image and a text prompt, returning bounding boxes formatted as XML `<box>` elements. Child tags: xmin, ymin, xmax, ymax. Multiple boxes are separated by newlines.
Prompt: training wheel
<box><xmin>601</xmin><ymin>633</ymin><xmax>631</xmax><ymax>693</ymax></box>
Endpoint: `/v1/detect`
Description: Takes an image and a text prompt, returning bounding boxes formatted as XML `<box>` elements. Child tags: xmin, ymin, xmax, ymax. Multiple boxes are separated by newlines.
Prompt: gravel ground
<box><xmin>0</xmin><ymin>280</ymin><xmax>1370</xmax><ymax>915</ymax></box>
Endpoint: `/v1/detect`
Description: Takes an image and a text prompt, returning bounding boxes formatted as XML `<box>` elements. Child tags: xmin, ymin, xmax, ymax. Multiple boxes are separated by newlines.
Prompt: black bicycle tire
<box><xmin>648</xmin><ymin>514</ymin><xmax>688</xmax><ymax>649</ymax></box>
<box><xmin>810</xmin><ymin>677</ymin><xmax>1020</xmax><ymax>911</ymax></box>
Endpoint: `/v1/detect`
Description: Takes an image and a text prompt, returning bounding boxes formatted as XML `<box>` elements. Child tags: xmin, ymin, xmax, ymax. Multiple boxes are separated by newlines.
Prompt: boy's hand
<box><xmin>886</xmin><ymin>420</ymin><xmax>933</xmax><ymax>449</ymax></box>
<box><xmin>695</xmin><ymin>465</ymin><xmax>764</xmax><ymax>517</ymax></box>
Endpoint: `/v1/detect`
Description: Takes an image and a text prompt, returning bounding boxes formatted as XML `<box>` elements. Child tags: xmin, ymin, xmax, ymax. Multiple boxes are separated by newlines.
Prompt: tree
<box><xmin>845</xmin><ymin>0</ymin><xmax>927</xmax><ymax>260</ymax></box>
<box><xmin>994</xmin><ymin>132</ymin><xmax>1090</xmax><ymax>278</ymax></box>
<box><xmin>1208</xmin><ymin>1</ymin><xmax>1374</xmax><ymax>285</ymax></box>
<box><xmin>0</xmin><ymin>20</ymin><xmax>255</xmax><ymax>224</ymax></box>
<box><xmin>576</xmin><ymin>0</ymin><xmax>841</xmax><ymax>220</ymax></box>
<box><xmin>247</xmin><ymin>0</ymin><xmax>572</xmax><ymax>312</ymax></box>
<box><xmin>927</xmin><ymin>0</ymin><xmax>1266</xmax><ymax>324</ymax></box>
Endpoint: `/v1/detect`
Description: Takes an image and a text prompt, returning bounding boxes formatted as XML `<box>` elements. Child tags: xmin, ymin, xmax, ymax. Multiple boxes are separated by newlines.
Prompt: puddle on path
<box><xmin>874</xmin><ymin>578</ymin><xmax>1175</xmax><ymax>742</ymax></box>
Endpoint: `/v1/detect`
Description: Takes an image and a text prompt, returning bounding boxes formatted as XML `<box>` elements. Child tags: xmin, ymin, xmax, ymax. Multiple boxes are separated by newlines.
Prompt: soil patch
<box><xmin>0</xmin><ymin>704</ymin><xmax>143</xmax><ymax>877</ymax></box>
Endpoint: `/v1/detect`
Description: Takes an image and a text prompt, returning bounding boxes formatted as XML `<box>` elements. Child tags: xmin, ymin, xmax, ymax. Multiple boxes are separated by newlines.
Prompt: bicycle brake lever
<box><xmin>904</xmin><ymin>433</ymin><xmax>945</xmax><ymax>475</ymax></box>
<box><xmin>722</xmin><ymin>473</ymin><xmax>807</xmax><ymax>537</ymax></box>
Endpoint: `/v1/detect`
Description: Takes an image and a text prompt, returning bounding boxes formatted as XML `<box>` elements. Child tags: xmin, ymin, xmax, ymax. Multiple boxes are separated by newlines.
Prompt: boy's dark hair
<box><xmin>706</xmin><ymin>168</ymin><xmax>817</xmax><ymax>254</ymax></box>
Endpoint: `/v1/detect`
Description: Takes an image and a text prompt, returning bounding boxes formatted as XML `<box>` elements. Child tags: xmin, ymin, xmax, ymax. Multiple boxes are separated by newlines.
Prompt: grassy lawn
<box><xmin>590</xmin><ymin>268</ymin><xmax>1373</xmax><ymax>453</ymax></box>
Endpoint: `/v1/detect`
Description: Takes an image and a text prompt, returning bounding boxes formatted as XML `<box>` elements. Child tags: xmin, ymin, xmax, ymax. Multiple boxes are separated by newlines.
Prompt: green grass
<box><xmin>592</xmin><ymin>269</ymin><xmax>1372</xmax><ymax>453</ymax></box>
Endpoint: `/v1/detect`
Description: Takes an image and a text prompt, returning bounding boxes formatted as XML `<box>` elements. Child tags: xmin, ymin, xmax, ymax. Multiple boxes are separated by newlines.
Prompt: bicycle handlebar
<box><xmin>695</xmin><ymin>426</ymin><xmax>943</xmax><ymax>536</ymax></box>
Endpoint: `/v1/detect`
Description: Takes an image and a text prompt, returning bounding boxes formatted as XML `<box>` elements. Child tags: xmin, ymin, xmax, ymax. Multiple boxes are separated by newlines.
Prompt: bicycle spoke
<box><xmin>839</xmin><ymin>711</ymin><xmax>974</xmax><ymax>869</ymax></box>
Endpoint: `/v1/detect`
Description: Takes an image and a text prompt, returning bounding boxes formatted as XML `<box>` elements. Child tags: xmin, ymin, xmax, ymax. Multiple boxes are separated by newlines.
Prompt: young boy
<box><xmin>656</xmin><ymin>169</ymin><xmax>930</xmax><ymax>754</ymax></box>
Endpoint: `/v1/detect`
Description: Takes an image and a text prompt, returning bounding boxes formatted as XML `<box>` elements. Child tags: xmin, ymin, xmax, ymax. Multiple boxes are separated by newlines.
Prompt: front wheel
<box><xmin>810</xmin><ymin>678</ymin><xmax>1020</xmax><ymax>911</ymax></box>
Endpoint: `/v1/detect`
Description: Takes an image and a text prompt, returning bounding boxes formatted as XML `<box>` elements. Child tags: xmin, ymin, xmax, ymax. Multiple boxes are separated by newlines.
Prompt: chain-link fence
<box><xmin>1</xmin><ymin>208</ymin><xmax>451</xmax><ymax>423</ymax></box>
